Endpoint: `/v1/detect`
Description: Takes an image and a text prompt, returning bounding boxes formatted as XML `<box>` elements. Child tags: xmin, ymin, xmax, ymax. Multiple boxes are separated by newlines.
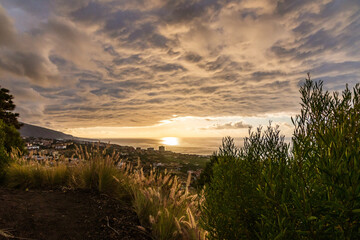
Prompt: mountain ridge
<box><xmin>20</xmin><ymin>123</ymin><xmax>75</xmax><ymax>140</ymax></box>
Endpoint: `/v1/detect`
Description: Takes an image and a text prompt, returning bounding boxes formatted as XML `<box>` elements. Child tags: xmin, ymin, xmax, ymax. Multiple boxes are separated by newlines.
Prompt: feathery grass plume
<box><xmin>124</xmin><ymin>163</ymin><xmax>207</xmax><ymax>239</ymax></box>
<box><xmin>185</xmin><ymin>171</ymin><xmax>192</xmax><ymax>195</ymax></box>
<box><xmin>5</xmin><ymin>160</ymin><xmax>70</xmax><ymax>189</ymax></box>
<box><xmin>4</xmin><ymin>146</ymin><xmax>207</xmax><ymax>239</ymax></box>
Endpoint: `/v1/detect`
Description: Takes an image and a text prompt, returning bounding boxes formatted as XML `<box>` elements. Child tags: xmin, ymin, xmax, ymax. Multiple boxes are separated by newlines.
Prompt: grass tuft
<box><xmin>4</xmin><ymin>146</ymin><xmax>206</xmax><ymax>239</ymax></box>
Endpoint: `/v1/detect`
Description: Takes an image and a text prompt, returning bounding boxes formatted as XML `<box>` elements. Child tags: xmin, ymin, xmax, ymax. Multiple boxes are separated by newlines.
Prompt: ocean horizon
<box><xmin>99</xmin><ymin>137</ymin><xmax>246</xmax><ymax>155</ymax></box>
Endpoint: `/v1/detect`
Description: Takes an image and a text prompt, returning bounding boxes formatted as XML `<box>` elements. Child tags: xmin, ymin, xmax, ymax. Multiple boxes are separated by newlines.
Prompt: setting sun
<box><xmin>161</xmin><ymin>137</ymin><xmax>179</xmax><ymax>146</ymax></box>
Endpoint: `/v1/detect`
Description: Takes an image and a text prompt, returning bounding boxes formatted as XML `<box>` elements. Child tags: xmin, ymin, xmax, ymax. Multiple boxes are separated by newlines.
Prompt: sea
<box><xmin>99</xmin><ymin>137</ymin><xmax>246</xmax><ymax>156</ymax></box>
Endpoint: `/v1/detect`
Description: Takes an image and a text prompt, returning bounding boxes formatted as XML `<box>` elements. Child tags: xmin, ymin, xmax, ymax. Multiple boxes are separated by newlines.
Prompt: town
<box><xmin>23</xmin><ymin>137</ymin><xmax>209</xmax><ymax>182</ymax></box>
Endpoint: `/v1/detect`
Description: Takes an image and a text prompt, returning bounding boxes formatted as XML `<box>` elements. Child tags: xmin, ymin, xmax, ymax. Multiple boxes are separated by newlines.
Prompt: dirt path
<box><xmin>0</xmin><ymin>188</ymin><xmax>151</xmax><ymax>240</ymax></box>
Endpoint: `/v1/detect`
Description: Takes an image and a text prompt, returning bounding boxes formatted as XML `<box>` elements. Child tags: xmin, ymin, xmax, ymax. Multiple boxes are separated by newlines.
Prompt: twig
<box><xmin>0</xmin><ymin>229</ymin><xmax>37</xmax><ymax>240</ymax></box>
<box><xmin>12</xmin><ymin>236</ymin><xmax>37</xmax><ymax>240</ymax></box>
<box><xmin>0</xmin><ymin>229</ymin><xmax>13</xmax><ymax>238</ymax></box>
<box><xmin>106</xmin><ymin>216</ymin><xmax>120</xmax><ymax>235</ymax></box>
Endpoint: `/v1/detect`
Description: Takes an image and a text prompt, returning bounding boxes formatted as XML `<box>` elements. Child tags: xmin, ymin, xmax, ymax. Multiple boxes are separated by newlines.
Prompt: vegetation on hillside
<box><xmin>0</xmin><ymin>86</ymin><xmax>24</xmax><ymax>182</ymax></box>
<box><xmin>0</xmin><ymin>86</ymin><xmax>22</xmax><ymax>129</ymax></box>
<box><xmin>5</xmin><ymin>146</ymin><xmax>206</xmax><ymax>239</ymax></box>
<box><xmin>1</xmin><ymin>75</ymin><xmax>359</xmax><ymax>239</ymax></box>
<box><xmin>200</xmin><ymin>75</ymin><xmax>360</xmax><ymax>239</ymax></box>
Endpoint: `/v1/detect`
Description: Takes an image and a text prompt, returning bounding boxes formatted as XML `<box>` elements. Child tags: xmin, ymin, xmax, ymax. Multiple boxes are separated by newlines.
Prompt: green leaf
<box><xmin>307</xmin><ymin>216</ymin><xmax>317</xmax><ymax>221</ymax></box>
<box><xmin>351</xmin><ymin>209</ymin><xmax>360</xmax><ymax>213</ymax></box>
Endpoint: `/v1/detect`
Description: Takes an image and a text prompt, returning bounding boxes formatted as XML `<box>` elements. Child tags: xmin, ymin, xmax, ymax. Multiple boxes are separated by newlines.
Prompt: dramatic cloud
<box><xmin>0</xmin><ymin>6</ymin><xmax>16</xmax><ymax>46</ymax></box>
<box><xmin>203</xmin><ymin>121</ymin><xmax>252</xmax><ymax>130</ymax></box>
<box><xmin>0</xmin><ymin>0</ymin><xmax>359</xmax><ymax>136</ymax></box>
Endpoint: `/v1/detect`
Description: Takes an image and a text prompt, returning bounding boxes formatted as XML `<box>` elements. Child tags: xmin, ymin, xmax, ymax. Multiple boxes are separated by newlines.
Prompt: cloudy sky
<box><xmin>0</xmin><ymin>0</ymin><xmax>359</xmax><ymax>138</ymax></box>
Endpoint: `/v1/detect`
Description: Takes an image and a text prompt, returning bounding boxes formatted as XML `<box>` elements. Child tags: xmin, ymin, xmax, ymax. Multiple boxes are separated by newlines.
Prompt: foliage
<box><xmin>1</xmin><ymin>120</ymin><xmax>24</xmax><ymax>153</ymax></box>
<box><xmin>287</xmin><ymin>75</ymin><xmax>360</xmax><ymax>239</ymax></box>
<box><xmin>3</xmin><ymin>75</ymin><xmax>360</xmax><ymax>240</ymax></box>
<box><xmin>0</xmin><ymin>120</ymin><xmax>11</xmax><ymax>181</ymax></box>
<box><xmin>200</xmin><ymin>125</ymin><xmax>289</xmax><ymax>239</ymax></box>
<box><xmin>0</xmin><ymin>119</ymin><xmax>25</xmax><ymax>181</ymax></box>
<box><xmin>200</xmin><ymin>75</ymin><xmax>360</xmax><ymax>239</ymax></box>
<box><xmin>0</xmin><ymin>86</ymin><xmax>24</xmax><ymax>181</ymax></box>
<box><xmin>195</xmin><ymin>136</ymin><xmax>239</xmax><ymax>188</ymax></box>
<box><xmin>0</xmin><ymin>86</ymin><xmax>22</xmax><ymax>129</ymax></box>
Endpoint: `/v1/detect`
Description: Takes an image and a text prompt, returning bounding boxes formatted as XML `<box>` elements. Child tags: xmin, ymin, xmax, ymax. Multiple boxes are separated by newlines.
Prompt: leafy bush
<box><xmin>200</xmin><ymin>75</ymin><xmax>360</xmax><ymax>239</ymax></box>
<box><xmin>0</xmin><ymin>120</ymin><xmax>24</xmax><ymax>182</ymax></box>
<box><xmin>288</xmin><ymin>77</ymin><xmax>360</xmax><ymax>239</ymax></box>
<box><xmin>0</xmin><ymin>120</ymin><xmax>11</xmax><ymax>181</ymax></box>
<box><xmin>200</xmin><ymin>125</ymin><xmax>289</xmax><ymax>239</ymax></box>
<box><xmin>195</xmin><ymin>136</ymin><xmax>238</xmax><ymax>188</ymax></box>
<box><xmin>0</xmin><ymin>85</ymin><xmax>24</xmax><ymax>182</ymax></box>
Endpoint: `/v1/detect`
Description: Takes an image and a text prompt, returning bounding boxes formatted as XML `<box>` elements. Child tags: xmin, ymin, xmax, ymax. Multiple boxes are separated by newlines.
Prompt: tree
<box><xmin>0</xmin><ymin>86</ymin><xmax>22</xmax><ymax>129</ymax></box>
<box><xmin>0</xmin><ymin>86</ymin><xmax>24</xmax><ymax>181</ymax></box>
<box><xmin>0</xmin><ymin>120</ymin><xmax>11</xmax><ymax>180</ymax></box>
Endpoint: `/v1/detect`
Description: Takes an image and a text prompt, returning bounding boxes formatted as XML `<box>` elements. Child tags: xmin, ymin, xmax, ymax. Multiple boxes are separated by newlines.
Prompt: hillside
<box><xmin>0</xmin><ymin>187</ymin><xmax>151</xmax><ymax>240</ymax></box>
<box><xmin>20</xmin><ymin>123</ymin><xmax>75</xmax><ymax>140</ymax></box>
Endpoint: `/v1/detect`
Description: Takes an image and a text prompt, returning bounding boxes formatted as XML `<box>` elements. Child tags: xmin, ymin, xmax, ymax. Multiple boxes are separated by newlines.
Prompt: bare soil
<box><xmin>0</xmin><ymin>187</ymin><xmax>152</xmax><ymax>240</ymax></box>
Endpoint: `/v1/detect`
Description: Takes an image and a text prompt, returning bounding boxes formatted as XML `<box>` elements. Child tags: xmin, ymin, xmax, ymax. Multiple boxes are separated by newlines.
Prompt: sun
<box><xmin>161</xmin><ymin>137</ymin><xmax>179</xmax><ymax>146</ymax></box>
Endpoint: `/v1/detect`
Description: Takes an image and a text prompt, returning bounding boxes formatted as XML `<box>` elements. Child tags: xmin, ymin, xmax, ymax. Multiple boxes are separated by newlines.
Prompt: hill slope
<box><xmin>20</xmin><ymin>123</ymin><xmax>74</xmax><ymax>139</ymax></box>
<box><xmin>0</xmin><ymin>187</ymin><xmax>151</xmax><ymax>239</ymax></box>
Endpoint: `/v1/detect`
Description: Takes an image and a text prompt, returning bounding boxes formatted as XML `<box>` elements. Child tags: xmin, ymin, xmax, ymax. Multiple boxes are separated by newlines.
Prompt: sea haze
<box><xmin>100</xmin><ymin>137</ymin><xmax>246</xmax><ymax>156</ymax></box>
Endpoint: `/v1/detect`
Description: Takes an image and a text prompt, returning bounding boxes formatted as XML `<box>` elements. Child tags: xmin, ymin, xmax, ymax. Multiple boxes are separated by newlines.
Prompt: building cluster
<box><xmin>23</xmin><ymin>137</ymin><xmax>207</xmax><ymax>181</ymax></box>
<box><xmin>135</xmin><ymin>145</ymin><xmax>166</xmax><ymax>152</ymax></box>
<box><xmin>25</xmin><ymin>138</ymin><xmax>73</xmax><ymax>151</ymax></box>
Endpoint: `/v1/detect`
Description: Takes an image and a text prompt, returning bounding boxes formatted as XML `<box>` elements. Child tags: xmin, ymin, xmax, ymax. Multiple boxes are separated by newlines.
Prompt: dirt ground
<box><xmin>0</xmin><ymin>187</ymin><xmax>152</xmax><ymax>240</ymax></box>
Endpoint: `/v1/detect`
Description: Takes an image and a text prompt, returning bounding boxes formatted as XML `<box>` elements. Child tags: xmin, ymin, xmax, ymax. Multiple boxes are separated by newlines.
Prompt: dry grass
<box><xmin>0</xmin><ymin>229</ymin><xmax>13</xmax><ymax>238</ymax></box>
<box><xmin>4</xmin><ymin>146</ymin><xmax>207</xmax><ymax>240</ymax></box>
<box><xmin>121</xmin><ymin>163</ymin><xmax>206</xmax><ymax>239</ymax></box>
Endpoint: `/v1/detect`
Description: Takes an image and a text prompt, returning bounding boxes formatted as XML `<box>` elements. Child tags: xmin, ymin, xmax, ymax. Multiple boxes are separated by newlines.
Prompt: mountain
<box><xmin>20</xmin><ymin>123</ymin><xmax>75</xmax><ymax>140</ymax></box>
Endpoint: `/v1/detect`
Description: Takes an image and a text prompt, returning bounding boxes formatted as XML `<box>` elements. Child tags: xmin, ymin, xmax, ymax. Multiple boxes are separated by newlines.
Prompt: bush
<box><xmin>200</xmin><ymin>75</ymin><xmax>360</xmax><ymax>239</ymax></box>
<box><xmin>288</xmin><ymin>77</ymin><xmax>360</xmax><ymax>239</ymax></box>
<box><xmin>0</xmin><ymin>86</ymin><xmax>25</xmax><ymax>182</ymax></box>
<box><xmin>195</xmin><ymin>136</ymin><xmax>238</xmax><ymax>188</ymax></box>
<box><xmin>0</xmin><ymin>121</ymin><xmax>11</xmax><ymax>181</ymax></box>
<box><xmin>0</xmin><ymin>120</ymin><xmax>24</xmax><ymax>181</ymax></box>
<box><xmin>200</xmin><ymin>125</ymin><xmax>289</xmax><ymax>239</ymax></box>
<box><xmin>0</xmin><ymin>114</ymin><xmax>24</xmax><ymax>182</ymax></box>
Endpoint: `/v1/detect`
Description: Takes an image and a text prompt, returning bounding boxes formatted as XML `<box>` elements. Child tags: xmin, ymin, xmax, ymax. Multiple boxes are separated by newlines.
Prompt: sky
<box><xmin>0</xmin><ymin>0</ymin><xmax>359</xmax><ymax>138</ymax></box>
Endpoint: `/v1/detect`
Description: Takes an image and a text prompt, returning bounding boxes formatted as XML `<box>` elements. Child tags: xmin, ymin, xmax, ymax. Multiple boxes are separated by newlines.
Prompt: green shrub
<box><xmin>0</xmin><ymin>86</ymin><xmax>24</xmax><ymax>182</ymax></box>
<box><xmin>200</xmin><ymin>125</ymin><xmax>289</xmax><ymax>239</ymax></box>
<box><xmin>200</xmin><ymin>75</ymin><xmax>360</xmax><ymax>239</ymax></box>
<box><xmin>0</xmin><ymin>120</ymin><xmax>24</xmax><ymax>182</ymax></box>
<box><xmin>288</xmin><ymin>76</ymin><xmax>360</xmax><ymax>239</ymax></box>
<box><xmin>196</xmin><ymin>136</ymin><xmax>239</xmax><ymax>188</ymax></box>
<box><xmin>0</xmin><ymin>120</ymin><xmax>12</xmax><ymax>181</ymax></box>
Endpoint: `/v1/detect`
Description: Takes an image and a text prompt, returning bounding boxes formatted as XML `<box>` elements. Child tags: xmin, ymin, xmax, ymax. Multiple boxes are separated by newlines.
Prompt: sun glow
<box><xmin>161</xmin><ymin>137</ymin><xmax>179</xmax><ymax>146</ymax></box>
